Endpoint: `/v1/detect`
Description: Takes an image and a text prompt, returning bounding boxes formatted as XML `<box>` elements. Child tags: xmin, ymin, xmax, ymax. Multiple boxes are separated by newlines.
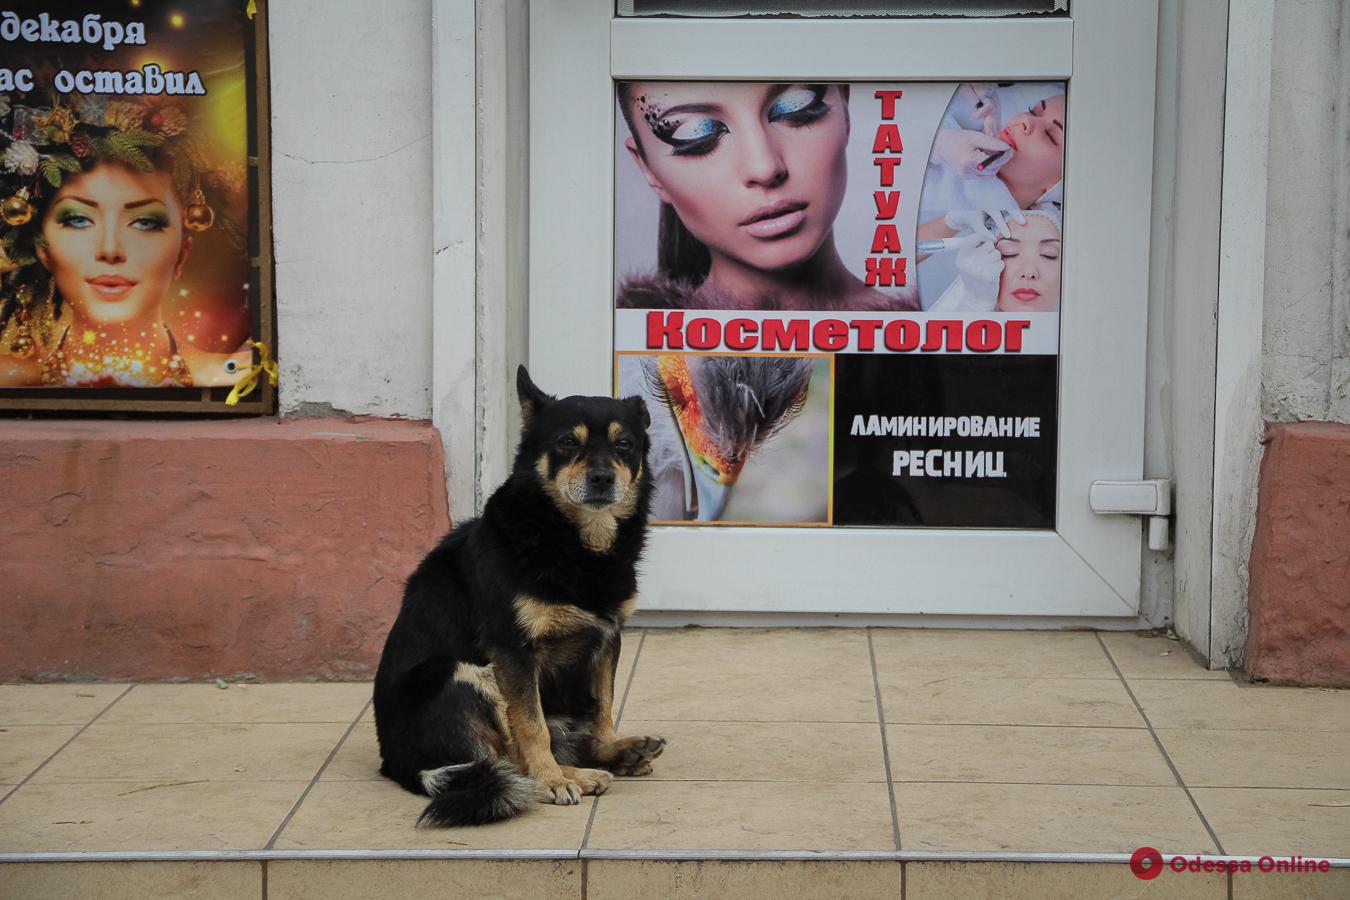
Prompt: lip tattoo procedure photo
<box><xmin>38</xmin><ymin>165</ymin><xmax>190</xmax><ymax>330</ymax></box>
<box><xmin>995</xmin><ymin>95</ymin><xmax>1066</xmax><ymax>208</ymax></box>
<box><xmin>996</xmin><ymin>211</ymin><xmax>1061</xmax><ymax>312</ymax></box>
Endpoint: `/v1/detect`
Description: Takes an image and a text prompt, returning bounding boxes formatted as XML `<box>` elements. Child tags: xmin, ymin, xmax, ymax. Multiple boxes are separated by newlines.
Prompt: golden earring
<box><xmin>184</xmin><ymin>185</ymin><xmax>215</xmax><ymax>232</ymax></box>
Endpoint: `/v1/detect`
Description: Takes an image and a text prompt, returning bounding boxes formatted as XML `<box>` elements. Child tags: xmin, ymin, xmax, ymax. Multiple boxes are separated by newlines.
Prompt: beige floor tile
<box><xmin>30</xmin><ymin>722</ymin><xmax>348</xmax><ymax>783</ymax></box>
<box><xmin>0</xmin><ymin>725</ymin><xmax>81</xmax><ymax>782</ymax></box>
<box><xmin>616</xmin><ymin>628</ymin><xmax>641</xmax><ymax>697</ymax></box>
<box><xmin>620</xmin><ymin>720</ymin><xmax>886</xmax><ymax>782</ymax></box>
<box><xmin>0</xmin><ymin>779</ymin><xmax>305</xmax><ymax>851</ymax></box>
<box><xmin>1131</xmin><ymin>681</ymin><xmax>1350</xmax><ymax>732</ymax></box>
<box><xmin>870</xmin><ymin>629</ymin><xmax>1119</xmax><ymax>679</ymax></box>
<box><xmin>272</xmin><ymin>778</ymin><xmax>593</xmax><ymax>851</ymax></box>
<box><xmin>1232</xmin><ymin>866</ymin><xmax>1350</xmax><ymax>900</ymax></box>
<box><xmin>269</xmin><ymin>859</ymin><xmax>580</xmax><ymax>900</ymax></box>
<box><xmin>585</xmin><ymin>779</ymin><xmax>896</xmax><ymax>851</ymax></box>
<box><xmin>1158</xmin><ymin>729</ymin><xmax>1350</xmax><ymax>789</ymax></box>
<box><xmin>894</xmin><ymin>783</ymin><xmax>1218</xmax><ymax>853</ymax></box>
<box><xmin>101</xmin><ymin>683</ymin><xmax>371</xmax><ymax>724</ymax></box>
<box><xmin>587</xmin><ymin>859</ymin><xmax>902</xmax><ymax>900</ymax></box>
<box><xmin>1191</xmin><ymin>788</ymin><xmax>1350</xmax><ymax>858</ymax></box>
<box><xmin>886</xmin><ymin>724</ymin><xmax>1175</xmax><ymax>786</ymax></box>
<box><xmin>622</xmin><ymin>629</ymin><xmax>878</xmax><ymax>723</ymax></box>
<box><xmin>321</xmin><ymin>722</ymin><xmax>381</xmax><ymax>781</ymax></box>
<box><xmin>0</xmin><ymin>861</ymin><xmax>262</xmax><ymax>900</ymax></box>
<box><xmin>906</xmin><ymin>861</ymin><xmax>1226</xmax><ymax>899</ymax></box>
<box><xmin>0</xmin><ymin>684</ymin><xmax>129</xmax><ymax>725</ymax></box>
<box><xmin>1100</xmin><ymin>632</ymin><xmax>1231</xmax><ymax>680</ymax></box>
<box><xmin>878</xmin><ymin>675</ymin><xmax>1144</xmax><ymax>728</ymax></box>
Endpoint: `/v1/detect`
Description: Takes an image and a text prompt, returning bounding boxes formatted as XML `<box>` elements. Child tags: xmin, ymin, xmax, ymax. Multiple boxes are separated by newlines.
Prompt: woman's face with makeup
<box><xmin>624</xmin><ymin>82</ymin><xmax>850</xmax><ymax>276</ymax></box>
<box><xmin>38</xmin><ymin>163</ymin><xmax>188</xmax><ymax>327</ymax></box>
<box><xmin>996</xmin><ymin>94</ymin><xmax>1066</xmax><ymax>200</ymax></box>
<box><xmin>996</xmin><ymin>214</ymin><xmax>1061</xmax><ymax>311</ymax></box>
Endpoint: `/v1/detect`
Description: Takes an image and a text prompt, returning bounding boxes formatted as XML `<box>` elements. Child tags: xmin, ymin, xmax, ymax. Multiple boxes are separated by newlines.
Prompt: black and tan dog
<box><xmin>373</xmin><ymin>366</ymin><xmax>665</xmax><ymax>826</ymax></box>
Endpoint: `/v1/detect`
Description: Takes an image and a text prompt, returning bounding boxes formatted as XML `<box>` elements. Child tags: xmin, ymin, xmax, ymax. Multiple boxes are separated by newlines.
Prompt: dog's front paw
<box><xmin>606</xmin><ymin>735</ymin><xmax>666</xmax><ymax>776</ymax></box>
<box><xmin>561</xmin><ymin>765</ymin><xmax>612</xmax><ymax>796</ymax></box>
<box><xmin>539</xmin><ymin>773</ymin><xmax>584</xmax><ymax>805</ymax></box>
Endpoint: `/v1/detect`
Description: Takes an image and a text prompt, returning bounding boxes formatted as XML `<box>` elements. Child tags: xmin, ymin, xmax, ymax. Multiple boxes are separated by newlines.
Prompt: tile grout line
<box><xmin>264</xmin><ymin>696</ymin><xmax>372</xmax><ymax>851</ymax></box>
<box><xmin>0</xmin><ymin>683</ymin><xmax>136</xmax><ymax>807</ymax></box>
<box><xmin>867</xmin><ymin>629</ymin><xmax>903</xmax><ymax>853</ymax></box>
<box><xmin>580</xmin><ymin>628</ymin><xmax>648</xmax><ymax>853</ymax></box>
<box><xmin>1095</xmin><ymin>633</ymin><xmax>1227</xmax><ymax>854</ymax></box>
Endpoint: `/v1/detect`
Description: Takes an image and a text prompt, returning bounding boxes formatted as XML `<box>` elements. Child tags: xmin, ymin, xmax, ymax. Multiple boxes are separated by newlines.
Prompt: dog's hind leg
<box><xmin>381</xmin><ymin>674</ymin><xmax>537</xmax><ymax>827</ymax></box>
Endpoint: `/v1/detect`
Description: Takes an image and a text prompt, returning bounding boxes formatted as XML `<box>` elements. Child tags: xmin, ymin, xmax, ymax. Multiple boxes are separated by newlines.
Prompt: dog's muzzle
<box><xmin>583</xmin><ymin>467</ymin><xmax>617</xmax><ymax>506</ymax></box>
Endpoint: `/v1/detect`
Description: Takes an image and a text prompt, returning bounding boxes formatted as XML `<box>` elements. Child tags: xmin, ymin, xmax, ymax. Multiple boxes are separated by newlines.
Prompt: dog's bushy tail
<box><xmin>416</xmin><ymin>758</ymin><xmax>536</xmax><ymax>827</ymax></box>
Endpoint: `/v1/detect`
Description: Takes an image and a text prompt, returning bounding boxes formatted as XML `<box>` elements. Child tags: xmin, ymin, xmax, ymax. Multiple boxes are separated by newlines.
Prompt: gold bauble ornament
<box><xmin>9</xmin><ymin>332</ymin><xmax>35</xmax><ymax>359</ymax></box>
<box><xmin>183</xmin><ymin>186</ymin><xmax>214</xmax><ymax>232</ymax></box>
<box><xmin>1</xmin><ymin>193</ymin><xmax>34</xmax><ymax>226</ymax></box>
<box><xmin>184</xmin><ymin>204</ymin><xmax>214</xmax><ymax>231</ymax></box>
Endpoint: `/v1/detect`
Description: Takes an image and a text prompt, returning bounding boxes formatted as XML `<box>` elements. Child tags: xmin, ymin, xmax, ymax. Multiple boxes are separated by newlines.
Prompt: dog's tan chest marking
<box><xmin>572</xmin><ymin>506</ymin><xmax>619</xmax><ymax>552</ymax></box>
<box><xmin>514</xmin><ymin>595</ymin><xmax>616</xmax><ymax>672</ymax></box>
<box><xmin>514</xmin><ymin>595</ymin><xmax>607</xmax><ymax>642</ymax></box>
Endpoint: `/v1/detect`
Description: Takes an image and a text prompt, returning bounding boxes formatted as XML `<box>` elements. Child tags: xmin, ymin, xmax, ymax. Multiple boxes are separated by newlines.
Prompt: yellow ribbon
<box><xmin>225</xmin><ymin>340</ymin><xmax>278</xmax><ymax>406</ymax></box>
<box><xmin>246</xmin><ymin>1</ymin><xmax>257</xmax><ymax>20</ymax></box>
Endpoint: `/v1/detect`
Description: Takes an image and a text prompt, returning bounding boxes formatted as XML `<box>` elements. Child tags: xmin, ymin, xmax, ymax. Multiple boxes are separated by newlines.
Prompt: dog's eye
<box><xmin>557</xmin><ymin>434</ymin><xmax>581</xmax><ymax>451</ymax></box>
<box><xmin>615</xmin><ymin>437</ymin><xmax>634</xmax><ymax>452</ymax></box>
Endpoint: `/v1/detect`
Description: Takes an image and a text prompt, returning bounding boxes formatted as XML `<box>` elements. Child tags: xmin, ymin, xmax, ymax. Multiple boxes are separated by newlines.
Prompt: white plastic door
<box><xmin>528</xmin><ymin>1</ymin><xmax>1157</xmax><ymax>617</ymax></box>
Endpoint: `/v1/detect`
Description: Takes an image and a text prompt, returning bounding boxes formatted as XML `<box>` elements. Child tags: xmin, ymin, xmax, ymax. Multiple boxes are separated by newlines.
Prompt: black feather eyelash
<box><xmin>639</xmin><ymin>357</ymin><xmax>680</xmax><ymax>414</ymax></box>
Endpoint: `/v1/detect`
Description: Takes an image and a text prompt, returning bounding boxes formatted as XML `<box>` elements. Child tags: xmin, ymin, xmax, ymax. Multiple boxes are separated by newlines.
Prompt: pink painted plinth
<box><xmin>1245</xmin><ymin>421</ymin><xmax>1350</xmax><ymax>687</ymax></box>
<box><xmin>0</xmin><ymin>418</ymin><xmax>450</xmax><ymax>681</ymax></box>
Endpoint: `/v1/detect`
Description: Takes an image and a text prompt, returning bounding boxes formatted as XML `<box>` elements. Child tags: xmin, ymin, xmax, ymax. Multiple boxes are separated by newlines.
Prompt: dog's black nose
<box><xmin>587</xmin><ymin>469</ymin><xmax>615</xmax><ymax>491</ymax></box>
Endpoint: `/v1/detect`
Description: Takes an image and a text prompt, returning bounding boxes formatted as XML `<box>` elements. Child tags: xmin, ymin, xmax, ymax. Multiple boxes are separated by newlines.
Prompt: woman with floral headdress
<box><xmin>0</xmin><ymin>95</ymin><xmax>249</xmax><ymax>388</ymax></box>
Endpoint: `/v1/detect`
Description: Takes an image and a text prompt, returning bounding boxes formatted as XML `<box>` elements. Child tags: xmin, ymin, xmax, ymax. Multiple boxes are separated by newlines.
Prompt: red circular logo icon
<box><xmin>1131</xmin><ymin>846</ymin><xmax>1164</xmax><ymax>880</ymax></box>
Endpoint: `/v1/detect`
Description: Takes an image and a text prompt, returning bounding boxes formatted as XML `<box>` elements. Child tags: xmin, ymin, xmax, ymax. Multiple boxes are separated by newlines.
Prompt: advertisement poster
<box><xmin>614</xmin><ymin>81</ymin><xmax>1065</xmax><ymax>527</ymax></box>
<box><xmin>0</xmin><ymin>2</ymin><xmax>252</xmax><ymax>389</ymax></box>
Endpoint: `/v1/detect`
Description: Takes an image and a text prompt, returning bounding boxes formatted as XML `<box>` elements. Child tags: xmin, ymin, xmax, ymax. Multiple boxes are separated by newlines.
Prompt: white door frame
<box><xmin>527</xmin><ymin>1</ymin><xmax>1160</xmax><ymax>617</ymax></box>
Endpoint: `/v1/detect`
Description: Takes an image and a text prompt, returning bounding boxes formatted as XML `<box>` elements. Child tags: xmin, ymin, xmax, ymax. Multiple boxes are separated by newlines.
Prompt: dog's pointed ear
<box><xmin>623</xmin><ymin>394</ymin><xmax>651</xmax><ymax>430</ymax></box>
<box><xmin>517</xmin><ymin>365</ymin><xmax>554</xmax><ymax>426</ymax></box>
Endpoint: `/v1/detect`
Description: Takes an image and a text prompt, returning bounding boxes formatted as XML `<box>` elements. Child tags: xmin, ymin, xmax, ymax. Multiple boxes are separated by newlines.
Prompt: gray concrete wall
<box><xmin>1263</xmin><ymin>0</ymin><xmax>1350</xmax><ymax>425</ymax></box>
<box><xmin>269</xmin><ymin>1</ymin><xmax>434</xmax><ymax>419</ymax></box>
<box><xmin>1148</xmin><ymin>0</ymin><xmax>1228</xmax><ymax>653</ymax></box>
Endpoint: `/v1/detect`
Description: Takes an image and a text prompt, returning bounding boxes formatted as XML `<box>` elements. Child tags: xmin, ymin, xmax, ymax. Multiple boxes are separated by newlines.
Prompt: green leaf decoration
<box><xmin>39</xmin><ymin>153</ymin><xmax>81</xmax><ymax>187</ymax></box>
<box><xmin>40</xmin><ymin>157</ymin><xmax>63</xmax><ymax>187</ymax></box>
<box><xmin>96</xmin><ymin>134</ymin><xmax>153</xmax><ymax>172</ymax></box>
<box><xmin>118</xmin><ymin>128</ymin><xmax>165</xmax><ymax>150</ymax></box>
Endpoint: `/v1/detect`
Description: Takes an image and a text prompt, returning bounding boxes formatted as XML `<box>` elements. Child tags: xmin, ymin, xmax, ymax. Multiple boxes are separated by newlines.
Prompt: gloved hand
<box><xmin>929</xmin><ymin>127</ymin><xmax>1013</xmax><ymax>178</ymax></box>
<box><xmin>951</xmin><ymin>234</ymin><xmax>1002</xmax><ymax>312</ymax></box>
<box><xmin>944</xmin><ymin>208</ymin><xmax>1027</xmax><ymax>244</ymax></box>
<box><xmin>945</xmin><ymin>83</ymin><xmax>1002</xmax><ymax>132</ymax></box>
